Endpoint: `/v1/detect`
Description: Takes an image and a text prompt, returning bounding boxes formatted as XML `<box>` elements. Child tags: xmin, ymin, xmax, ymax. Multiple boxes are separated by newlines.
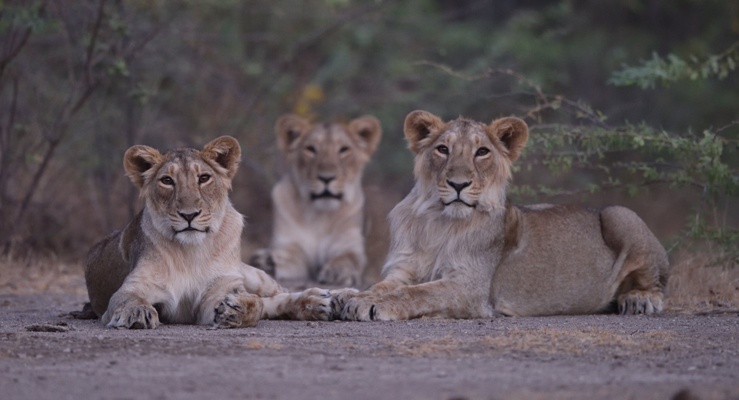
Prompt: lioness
<box><xmin>85</xmin><ymin>136</ymin><xmax>334</xmax><ymax>329</ymax></box>
<box><xmin>250</xmin><ymin>114</ymin><xmax>382</xmax><ymax>286</ymax></box>
<box><xmin>340</xmin><ymin>110</ymin><xmax>669</xmax><ymax>320</ymax></box>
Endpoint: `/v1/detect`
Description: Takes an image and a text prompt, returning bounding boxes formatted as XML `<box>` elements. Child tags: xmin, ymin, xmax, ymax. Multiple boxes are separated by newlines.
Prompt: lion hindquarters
<box><xmin>600</xmin><ymin>206</ymin><xmax>669</xmax><ymax>314</ymax></box>
<box><xmin>85</xmin><ymin>231</ymin><xmax>132</xmax><ymax>317</ymax></box>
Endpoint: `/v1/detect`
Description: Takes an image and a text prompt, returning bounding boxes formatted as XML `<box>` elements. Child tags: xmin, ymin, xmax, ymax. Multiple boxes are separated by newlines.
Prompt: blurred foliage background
<box><xmin>0</xmin><ymin>0</ymin><xmax>737</xmax><ymax>267</ymax></box>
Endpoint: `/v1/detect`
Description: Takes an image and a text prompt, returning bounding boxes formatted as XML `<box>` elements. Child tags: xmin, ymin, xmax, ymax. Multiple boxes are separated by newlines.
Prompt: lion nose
<box><xmin>178</xmin><ymin>211</ymin><xmax>201</xmax><ymax>223</ymax></box>
<box><xmin>447</xmin><ymin>180</ymin><xmax>471</xmax><ymax>194</ymax></box>
<box><xmin>318</xmin><ymin>175</ymin><xmax>335</xmax><ymax>184</ymax></box>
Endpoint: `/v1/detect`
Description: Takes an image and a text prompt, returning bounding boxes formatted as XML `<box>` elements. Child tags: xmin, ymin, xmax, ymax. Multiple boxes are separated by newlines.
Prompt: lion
<box><xmin>339</xmin><ymin>110</ymin><xmax>669</xmax><ymax>321</ymax></box>
<box><xmin>250</xmin><ymin>114</ymin><xmax>382</xmax><ymax>287</ymax></box>
<box><xmin>84</xmin><ymin>136</ymin><xmax>335</xmax><ymax>329</ymax></box>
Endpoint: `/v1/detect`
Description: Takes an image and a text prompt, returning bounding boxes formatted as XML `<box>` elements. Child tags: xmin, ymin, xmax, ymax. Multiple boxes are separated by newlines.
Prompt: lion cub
<box><xmin>339</xmin><ymin>110</ymin><xmax>669</xmax><ymax>320</ymax></box>
<box><xmin>251</xmin><ymin>114</ymin><xmax>382</xmax><ymax>287</ymax></box>
<box><xmin>85</xmin><ymin>136</ymin><xmax>334</xmax><ymax>329</ymax></box>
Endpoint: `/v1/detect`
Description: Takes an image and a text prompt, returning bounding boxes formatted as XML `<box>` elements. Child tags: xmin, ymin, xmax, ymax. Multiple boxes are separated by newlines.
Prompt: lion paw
<box><xmin>213</xmin><ymin>292</ymin><xmax>263</xmax><ymax>328</ymax></box>
<box><xmin>617</xmin><ymin>290</ymin><xmax>664</xmax><ymax>315</ymax></box>
<box><xmin>293</xmin><ymin>288</ymin><xmax>333</xmax><ymax>321</ymax></box>
<box><xmin>249</xmin><ymin>249</ymin><xmax>276</xmax><ymax>277</ymax></box>
<box><xmin>340</xmin><ymin>296</ymin><xmax>386</xmax><ymax>321</ymax></box>
<box><xmin>105</xmin><ymin>303</ymin><xmax>160</xmax><ymax>329</ymax></box>
<box><xmin>329</xmin><ymin>288</ymin><xmax>360</xmax><ymax>318</ymax></box>
<box><xmin>317</xmin><ymin>263</ymin><xmax>360</xmax><ymax>287</ymax></box>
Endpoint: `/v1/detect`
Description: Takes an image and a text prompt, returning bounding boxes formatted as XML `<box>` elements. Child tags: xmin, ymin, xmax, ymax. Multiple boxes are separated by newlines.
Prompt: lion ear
<box><xmin>275</xmin><ymin>114</ymin><xmax>311</xmax><ymax>153</ymax></box>
<box><xmin>403</xmin><ymin>110</ymin><xmax>444</xmax><ymax>154</ymax></box>
<box><xmin>123</xmin><ymin>145</ymin><xmax>164</xmax><ymax>189</ymax></box>
<box><xmin>201</xmin><ymin>136</ymin><xmax>241</xmax><ymax>179</ymax></box>
<box><xmin>348</xmin><ymin>115</ymin><xmax>382</xmax><ymax>156</ymax></box>
<box><xmin>489</xmin><ymin>117</ymin><xmax>529</xmax><ymax>162</ymax></box>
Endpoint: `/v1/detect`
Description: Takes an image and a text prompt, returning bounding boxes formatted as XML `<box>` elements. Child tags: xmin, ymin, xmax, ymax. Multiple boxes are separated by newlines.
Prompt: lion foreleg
<box><xmin>260</xmin><ymin>288</ymin><xmax>333</xmax><ymax>321</ymax></box>
<box><xmin>240</xmin><ymin>263</ymin><xmax>287</xmax><ymax>297</ymax></box>
<box><xmin>341</xmin><ymin>279</ymin><xmax>490</xmax><ymax>321</ymax></box>
<box><xmin>269</xmin><ymin>244</ymin><xmax>311</xmax><ymax>281</ymax></box>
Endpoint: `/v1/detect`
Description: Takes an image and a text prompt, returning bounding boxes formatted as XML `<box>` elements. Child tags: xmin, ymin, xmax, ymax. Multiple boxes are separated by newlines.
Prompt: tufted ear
<box><xmin>275</xmin><ymin>114</ymin><xmax>312</xmax><ymax>154</ymax></box>
<box><xmin>348</xmin><ymin>115</ymin><xmax>382</xmax><ymax>156</ymax></box>
<box><xmin>403</xmin><ymin>110</ymin><xmax>445</xmax><ymax>155</ymax></box>
<box><xmin>123</xmin><ymin>145</ymin><xmax>164</xmax><ymax>189</ymax></box>
<box><xmin>489</xmin><ymin>117</ymin><xmax>529</xmax><ymax>162</ymax></box>
<box><xmin>201</xmin><ymin>136</ymin><xmax>241</xmax><ymax>179</ymax></box>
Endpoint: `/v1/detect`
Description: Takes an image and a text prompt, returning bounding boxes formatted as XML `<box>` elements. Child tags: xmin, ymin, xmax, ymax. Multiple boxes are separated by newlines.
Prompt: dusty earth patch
<box><xmin>0</xmin><ymin>291</ymin><xmax>737</xmax><ymax>400</ymax></box>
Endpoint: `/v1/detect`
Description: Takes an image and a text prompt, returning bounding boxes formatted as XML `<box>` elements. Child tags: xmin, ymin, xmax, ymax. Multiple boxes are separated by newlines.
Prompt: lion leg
<box><xmin>329</xmin><ymin>278</ymin><xmax>404</xmax><ymax>317</ymax></box>
<box><xmin>261</xmin><ymin>288</ymin><xmax>333</xmax><ymax>321</ymax></box>
<box><xmin>601</xmin><ymin>206</ymin><xmax>669</xmax><ymax>315</ymax></box>
<box><xmin>341</xmin><ymin>279</ymin><xmax>491</xmax><ymax>321</ymax></box>
<box><xmin>268</xmin><ymin>244</ymin><xmax>311</xmax><ymax>281</ymax></box>
<box><xmin>240</xmin><ymin>263</ymin><xmax>288</xmax><ymax>297</ymax></box>
<box><xmin>316</xmin><ymin>251</ymin><xmax>364</xmax><ymax>287</ymax></box>
<box><xmin>249</xmin><ymin>248</ymin><xmax>276</xmax><ymax>277</ymax></box>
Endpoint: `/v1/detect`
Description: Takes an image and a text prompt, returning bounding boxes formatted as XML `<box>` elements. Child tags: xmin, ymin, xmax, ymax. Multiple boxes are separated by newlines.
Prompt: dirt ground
<box><xmin>0</xmin><ymin>288</ymin><xmax>737</xmax><ymax>400</ymax></box>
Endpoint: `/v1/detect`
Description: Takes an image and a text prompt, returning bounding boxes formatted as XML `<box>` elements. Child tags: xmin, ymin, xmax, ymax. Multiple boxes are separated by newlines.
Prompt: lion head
<box><xmin>275</xmin><ymin>114</ymin><xmax>382</xmax><ymax>211</ymax></box>
<box><xmin>403</xmin><ymin>110</ymin><xmax>528</xmax><ymax>219</ymax></box>
<box><xmin>123</xmin><ymin>136</ymin><xmax>241</xmax><ymax>245</ymax></box>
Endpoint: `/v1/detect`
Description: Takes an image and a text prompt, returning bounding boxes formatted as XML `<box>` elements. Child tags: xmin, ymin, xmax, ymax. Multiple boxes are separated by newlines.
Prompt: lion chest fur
<box><xmin>383</xmin><ymin>187</ymin><xmax>504</xmax><ymax>286</ymax></box>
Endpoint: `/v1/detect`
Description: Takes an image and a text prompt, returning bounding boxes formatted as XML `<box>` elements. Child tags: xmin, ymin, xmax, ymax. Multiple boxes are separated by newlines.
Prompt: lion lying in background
<box><xmin>85</xmin><ymin>136</ymin><xmax>333</xmax><ymax>329</ymax></box>
<box><xmin>339</xmin><ymin>110</ymin><xmax>669</xmax><ymax>321</ymax></box>
<box><xmin>251</xmin><ymin>114</ymin><xmax>382</xmax><ymax>287</ymax></box>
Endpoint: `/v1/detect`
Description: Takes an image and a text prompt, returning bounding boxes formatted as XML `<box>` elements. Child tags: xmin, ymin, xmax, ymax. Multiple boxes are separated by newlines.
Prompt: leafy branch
<box><xmin>609</xmin><ymin>41</ymin><xmax>739</xmax><ymax>89</ymax></box>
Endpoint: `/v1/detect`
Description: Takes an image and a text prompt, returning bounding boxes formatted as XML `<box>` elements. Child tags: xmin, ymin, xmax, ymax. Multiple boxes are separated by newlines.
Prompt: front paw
<box><xmin>317</xmin><ymin>263</ymin><xmax>359</xmax><ymax>287</ymax></box>
<box><xmin>213</xmin><ymin>292</ymin><xmax>263</xmax><ymax>328</ymax></box>
<box><xmin>329</xmin><ymin>288</ymin><xmax>360</xmax><ymax>318</ymax></box>
<box><xmin>341</xmin><ymin>296</ymin><xmax>384</xmax><ymax>321</ymax></box>
<box><xmin>249</xmin><ymin>249</ymin><xmax>276</xmax><ymax>277</ymax></box>
<box><xmin>104</xmin><ymin>303</ymin><xmax>160</xmax><ymax>329</ymax></box>
<box><xmin>294</xmin><ymin>288</ymin><xmax>333</xmax><ymax>321</ymax></box>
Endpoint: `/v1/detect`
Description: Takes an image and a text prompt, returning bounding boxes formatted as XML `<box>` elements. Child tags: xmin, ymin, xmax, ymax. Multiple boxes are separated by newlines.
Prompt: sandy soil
<box><xmin>0</xmin><ymin>292</ymin><xmax>737</xmax><ymax>400</ymax></box>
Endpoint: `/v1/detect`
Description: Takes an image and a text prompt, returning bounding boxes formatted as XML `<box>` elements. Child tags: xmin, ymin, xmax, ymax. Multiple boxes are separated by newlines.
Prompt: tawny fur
<box><xmin>338</xmin><ymin>110</ymin><xmax>669</xmax><ymax>321</ymax></box>
<box><xmin>84</xmin><ymin>136</ymin><xmax>334</xmax><ymax>329</ymax></box>
<box><xmin>250</xmin><ymin>114</ymin><xmax>382</xmax><ymax>287</ymax></box>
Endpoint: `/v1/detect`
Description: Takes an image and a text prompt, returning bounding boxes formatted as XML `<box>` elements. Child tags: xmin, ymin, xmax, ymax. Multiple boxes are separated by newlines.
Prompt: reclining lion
<box><xmin>340</xmin><ymin>110</ymin><xmax>669</xmax><ymax>320</ymax></box>
<box><xmin>85</xmin><ymin>136</ymin><xmax>333</xmax><ymax>329</ymax></box>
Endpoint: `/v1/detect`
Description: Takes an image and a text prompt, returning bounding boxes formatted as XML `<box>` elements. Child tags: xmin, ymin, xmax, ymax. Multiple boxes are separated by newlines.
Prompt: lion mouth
<box><xmin>310</xmin><ymin>190</ymin><xmax>343</xmax><ymax>201</ymax></box>
<box><xmin>173</xmin><ymin>226</ymin><xmax>209</xmax><ymax>234</ymax></box>
<box><xmin>443</xmin><ymin>198</ymin><xmax>475</xmax><ymax>208</ymax></box>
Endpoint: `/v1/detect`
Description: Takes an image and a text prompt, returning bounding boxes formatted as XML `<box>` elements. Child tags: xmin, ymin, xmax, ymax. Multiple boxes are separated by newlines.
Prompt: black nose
<box><xmin>178</xmin><ymin>211</ymin><xmax>201</xmax><ymax>223</ymax></box>
<box><xmin>318</xmin><ymin>175</ymin><xmax>335</xmax><ymax>184</ymax></box>
<box><xmin>447</xmin><ymin>180</ymin><xmax>471</xmax><ymax>194</ymax></box>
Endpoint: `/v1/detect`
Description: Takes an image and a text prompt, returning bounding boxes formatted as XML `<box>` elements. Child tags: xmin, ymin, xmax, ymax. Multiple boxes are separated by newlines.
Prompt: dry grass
<box><xmin>0</xmin><ymin>256</ymin><xmax>86</xmax><ymax>295</ymax></box>
<box><xmin>665</xmin><ymin>252</ymin><xmax>739</xmax><ymax>313</ymax></box>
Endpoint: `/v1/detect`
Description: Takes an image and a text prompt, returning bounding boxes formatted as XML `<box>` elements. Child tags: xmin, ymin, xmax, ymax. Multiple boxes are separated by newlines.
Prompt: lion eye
<box><xmin>339</xmin><ymin>146</ymin><xmax>350</xmax><ymax>154</ymax></box>
<box><xmin>160</xmin><ymin>176</ymin><xmax>174</xmax><ymax>186</ymax></box>
<box><xmin>198</xmin><ymin>174</ymin><xmax>211</xmax><ymax>184</ymax></box>
<box><xmin>475</xmin><ymin>147</ymin><xmax>490</xmax><ymax>157</ymax></box>
<box><xmin>436</xmin><ymin>145</ymin><xmax>449</xmax><ymax>155</ymax></box>
<box><xmin>305</xmin><ymin>145</ymin><xmax>317</xmax><ymax>154</ymax></box>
